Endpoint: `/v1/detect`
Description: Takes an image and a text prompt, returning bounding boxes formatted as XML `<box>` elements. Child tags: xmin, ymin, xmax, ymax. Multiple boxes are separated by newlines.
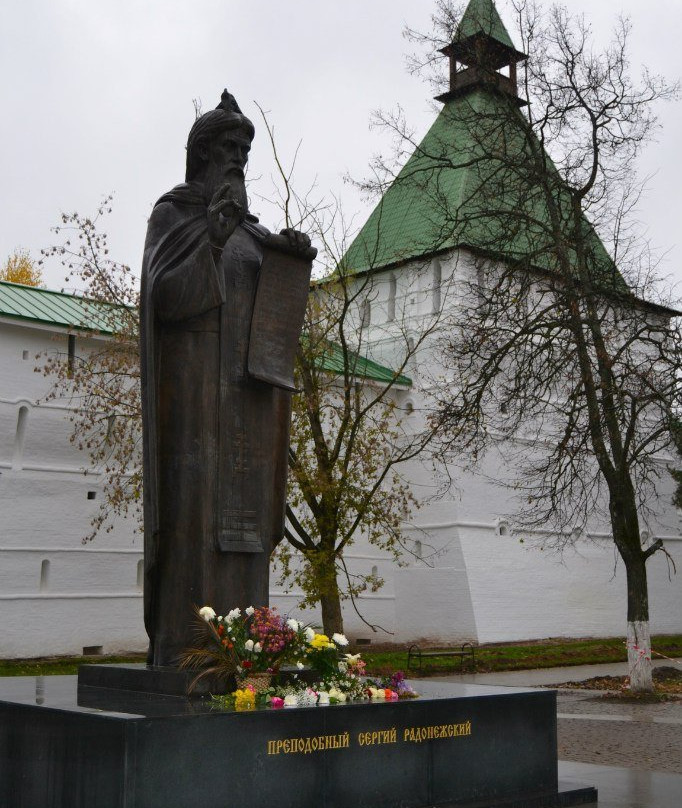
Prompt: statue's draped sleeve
<box><xmin>154</xmin><ymin>236</ymin><xmax>225</xmax><ymax>323</ymax></box>
<box><xmin>140</xmin><ymin>187</ymin><xmax>222</xmax><ymax>641</ymax></box>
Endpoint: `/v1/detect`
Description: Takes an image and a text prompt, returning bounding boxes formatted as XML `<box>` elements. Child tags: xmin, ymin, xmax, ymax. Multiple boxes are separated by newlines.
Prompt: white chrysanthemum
<box><xmin>253</xmin><ymin>642</ymin><xmax>262</xmax><ymax>653</ymax></box>
<box><xmin>199</xmin><ymin>606</ymin><xmax>216</xmax><ymax>622</ymax></box>
<box><xmin>244</xmin><ymin>639</ymin><xmax>254</xmax><ymax>651</ymax></box>
<box><xmin>298</xmin><ymin>688</ymin><xmax>318</xmax><ymax>707</ymax></box>
<box><xmin>304</xmin><ymin>627</ymin><xmax>315</xmax><ymax>642</ymax></box>
<box><xmin>245</xmin><ymin>606</ymin><xmax>255</xmax><ymax>616</ymax></box>
<box><xmin>286</xmin><ymin>618</ymin><xmax>300</xmax><ymax>631</ymax></box>
<box><xmin>332</xmin><ymin>633</ymin><xmax>349</xmax><ymax>646</ymax></box>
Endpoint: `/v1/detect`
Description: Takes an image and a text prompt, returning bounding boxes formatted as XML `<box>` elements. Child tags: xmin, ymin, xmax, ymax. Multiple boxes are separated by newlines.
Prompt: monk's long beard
<box><xmin>228</xmin><ymin>176</ymin><xmax>248</xmax><ymax>220</ymax></box>
<box><xmin>203</xmin><ymin>170</ymin><xmax>249</xmax><ymax>221</ymax></box>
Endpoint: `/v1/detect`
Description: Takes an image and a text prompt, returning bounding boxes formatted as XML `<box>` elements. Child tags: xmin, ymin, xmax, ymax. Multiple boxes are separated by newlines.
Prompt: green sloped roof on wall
<box><xmin>0</xmin><ymin>280</ymin><xmax>410</xmax><ymax>386</ymax></box>
<box><xmin>316</xmin><ymin>340</ymin><xmax>411</xmax><ymax>387</ymax></box>
<box><xmin>343</xmin><ymin>87</ymin><xmax>625</xmax><ymax>293</ymax></box>
<box><xmin>0</xmin><ymin>280</ymin><xmax>126</xmax><ymax>333</ymax></box>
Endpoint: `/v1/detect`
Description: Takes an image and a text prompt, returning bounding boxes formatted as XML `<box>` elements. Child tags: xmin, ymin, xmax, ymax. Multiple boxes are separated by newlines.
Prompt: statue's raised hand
<box><xmin>207</xmin><ymin>182</ymin><xmax>243</xmax><ymax>250</ymax></box>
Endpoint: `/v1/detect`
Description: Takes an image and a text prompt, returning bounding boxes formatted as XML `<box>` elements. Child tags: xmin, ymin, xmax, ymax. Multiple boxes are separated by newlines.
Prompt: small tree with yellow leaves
<box><xmin>1</xmin><ymin>249</ymin><xmax>43</xmax><ymax>286</ymax></box>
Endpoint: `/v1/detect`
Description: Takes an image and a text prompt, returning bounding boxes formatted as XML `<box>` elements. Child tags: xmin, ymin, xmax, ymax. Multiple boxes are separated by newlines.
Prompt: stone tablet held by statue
<box><xmin>140</xmin><ymin>89</ymin><xmax>315</xmax><ymax>667</ymax></box>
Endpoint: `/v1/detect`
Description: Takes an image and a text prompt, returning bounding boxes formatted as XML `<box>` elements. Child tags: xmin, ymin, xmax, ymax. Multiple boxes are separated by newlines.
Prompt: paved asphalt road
<box><xmin>428</xmin><ymin>659</ymin><xmax>682</xmax><ymax>776</ymax></box>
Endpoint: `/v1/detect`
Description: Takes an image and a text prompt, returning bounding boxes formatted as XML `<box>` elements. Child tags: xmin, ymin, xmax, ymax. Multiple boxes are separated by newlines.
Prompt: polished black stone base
<box><xmin>77</xmin><ymin>662</ymin><xmax>317</xmax><ymax>697</ymax></box>
<box><xmin>0</xmin><ymin>676</ymin><xmax>596</xmax><ymax>808</ymax></box>
<box><xmin>78</xmin><ymin>661</ymin><xmax>218</xmax><ymax>696</ymax></box>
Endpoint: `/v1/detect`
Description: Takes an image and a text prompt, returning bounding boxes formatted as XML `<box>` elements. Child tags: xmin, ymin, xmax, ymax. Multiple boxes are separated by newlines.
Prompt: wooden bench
<box><xmin>407</xmin><ymin>643</ymin><xmax>476</xmax><ymax>672</ymax></box>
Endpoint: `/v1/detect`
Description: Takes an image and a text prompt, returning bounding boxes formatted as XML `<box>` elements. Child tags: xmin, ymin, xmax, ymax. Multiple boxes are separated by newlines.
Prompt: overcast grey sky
<box><xmin>1</xmin><ymin>0</ymin><xmax>680</xmax><ymax>292</ymax></box>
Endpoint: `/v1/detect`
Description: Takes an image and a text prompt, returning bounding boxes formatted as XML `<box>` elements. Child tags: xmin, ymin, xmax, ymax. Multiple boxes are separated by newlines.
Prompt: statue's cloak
<box><xmin>140</xmin><ymin>182</ymin><xmax>291</xmax><ymax>665</ymax></box>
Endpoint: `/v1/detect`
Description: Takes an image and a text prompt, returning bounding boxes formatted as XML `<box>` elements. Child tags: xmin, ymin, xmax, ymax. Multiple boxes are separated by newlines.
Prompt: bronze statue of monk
<box><xmin>140</xmin><ymin>90</ymin><xmax>314</xmax><ymax>667</ymax></box>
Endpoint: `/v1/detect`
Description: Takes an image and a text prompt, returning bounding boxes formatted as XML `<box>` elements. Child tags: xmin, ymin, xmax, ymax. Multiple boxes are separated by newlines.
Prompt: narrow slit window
<box><xmin>415</xmin><ymin>540</ymin><xmax>422</xmax><ymax>559</ymax></box>
<box><xmin>387</xmin><ymin>276</ymin><xmax>397</xmax><ymax>322</ymax></box>
<box><xmin>476</xmin><ymin>264</ymin><xmax>486</xmax><ymax>305</ymax></box>
<box><xmin>137</xmin><ymin>559</ymin><xmax>144</xmax><ymax>590</ymax></box>
<box><xmin>432</xmin><ymin>259</ymin><xmax>442</xmax><ymax>313</ymax></box>
<box><xmin>12</xmin><ymin>406</ymin><xmax>29</xmax><ymax>470</ymax></box>
<box><xmin>371</xmin><ymin>565</ymin><xmax>378</xmax><ymax>578</ymax></box>
<box><xmin>361</xmin><ymin>300</ymin><xmax>371</xmax><ymax>329</ymax></box>
<box><xmin>22</xmin><ymin>350</ymin><xmax>29</xmax><ymax>360</ymax></box>
<box><xmin>39</xmin><ymin>559</ymin><xmax>50</xmax><ymax>592</ymax></box>
<box><xmin>67</xmin><ymin>334</ymin><xmax>76</xmax><ymax>376</ymax></box>
<box><xmin>87</xmin><ymin>491</ymin><xmax>97</xmax><ymax>500</ymax></box>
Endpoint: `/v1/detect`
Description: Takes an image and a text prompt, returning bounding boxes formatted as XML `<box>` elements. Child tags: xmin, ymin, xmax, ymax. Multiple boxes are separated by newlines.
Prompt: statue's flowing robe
<box><xmin>140</xmin><ymin>182</ymin><xmax>291</xmax><ymax>666</ymax></box>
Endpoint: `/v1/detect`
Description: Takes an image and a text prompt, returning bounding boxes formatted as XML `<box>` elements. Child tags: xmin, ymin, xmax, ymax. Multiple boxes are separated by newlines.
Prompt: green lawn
<box><xmin>361</xmin><ymin>635</ymin><xmax>682</xmax><ymax>676</ymax></box>
<box><xmin>0</xmin><ymin>653</ymin><xmax>146</xmax><ymax>677</ymax></box>
<box><xmin>1</xmin><ymin>635</ymin><xmax>680</xmax><ymax>678</ymax></box>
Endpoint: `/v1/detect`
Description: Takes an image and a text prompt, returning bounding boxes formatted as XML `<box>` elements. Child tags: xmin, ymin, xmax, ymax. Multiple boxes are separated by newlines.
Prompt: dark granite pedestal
<box><xmin>0</xmin><ymin>674</ymin><xmax>596</xmax><ymax>808</ymax></box>
<box><xmin>77</xmin><ymin>661</ymin><xmax>317</xmax><ymax>696</ymax></box>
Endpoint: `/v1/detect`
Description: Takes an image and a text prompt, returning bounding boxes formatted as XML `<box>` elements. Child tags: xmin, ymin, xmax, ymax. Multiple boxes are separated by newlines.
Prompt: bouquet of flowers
<box><xmin>181</xmin><ymin>605</ymin><xmax>311</xmax><ymax>689</ymax></box>
<box><xmin>302</xmin><ymin>630</ymin><xmax>350</xmax><ymax>682</ymax></box>
<box><xmin>185</xmin><ymin>604</ymin><xmax>419</xmax><ymax>707</ymax></box>
<box><xmin>381</xmin><ymin>670</ymin><xmax>419</xmax><ymax>699</ymax></box>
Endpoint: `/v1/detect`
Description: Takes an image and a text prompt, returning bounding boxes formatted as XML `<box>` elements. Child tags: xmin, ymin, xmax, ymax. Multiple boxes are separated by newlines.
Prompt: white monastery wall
<box><xmin>0</xmin><ymin>317</ymin><xmax>147</xmax><ymax>658</ymax></box>
<box><xmin>1</xmin><ymin>253</ymin><xmax>680</xmax><ymax>659</ymax></box>
<box><xmin>323</xmin><ymin>249</ymin><xmax>682</xmax><ymax>646</ymax></box>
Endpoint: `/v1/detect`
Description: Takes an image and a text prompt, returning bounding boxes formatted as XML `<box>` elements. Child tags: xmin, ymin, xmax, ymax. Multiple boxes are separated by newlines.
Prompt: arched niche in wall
<box><xmin>495</xmin><ymin>520</ymin><xmax>511</xmax><ymax>537</ymax></box>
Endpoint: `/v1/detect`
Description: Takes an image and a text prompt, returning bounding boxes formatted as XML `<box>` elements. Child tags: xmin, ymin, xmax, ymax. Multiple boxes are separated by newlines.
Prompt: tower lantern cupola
<box><xmin>436</xmin><ymin>0</ymin><xmax>528</xmax><ymax>106</ymax></box>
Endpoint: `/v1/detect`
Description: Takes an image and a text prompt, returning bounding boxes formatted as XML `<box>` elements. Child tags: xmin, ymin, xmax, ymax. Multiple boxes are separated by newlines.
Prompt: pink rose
<box><xmin>271</xmin><ymin>697</ymin><xmax>284</xmax><ymax>709</ymax></box>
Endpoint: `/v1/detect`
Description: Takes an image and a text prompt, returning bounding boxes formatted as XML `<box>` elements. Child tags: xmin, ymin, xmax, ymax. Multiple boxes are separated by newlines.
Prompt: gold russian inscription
<box><xmin>267</xmin><ymin>732</ymin><xmax>350</xmax><ymax>755</ymax></box>
<box><xmin>268</xmin><ymin>722</ymin><xmax>469</xmax><ymax>755</ymax></box>
<box><xmin>358</xmin><ymin>727</ymin><xmax>398</xmax><ymax>747</ymax></box>
<box><xmin>403</xmin><ymin>721</ymin><xmax>472</xmax><ymax>743</ymax></box>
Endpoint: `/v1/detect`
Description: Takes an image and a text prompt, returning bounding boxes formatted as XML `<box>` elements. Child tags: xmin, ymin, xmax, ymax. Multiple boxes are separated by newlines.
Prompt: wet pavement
<box><xmin>429</xmin><ymin>660</ymin><xmax>682</xmax><ymax>805</ymax></box>
<box><xmin>559</xmin><ymin>761</ymin><xmax>682</xmax><ymax>808</ymax></box>
<box><xmin>428</xmin><ymin>658</ymin><xmax>681</xmax><ymax>689</ymax></box>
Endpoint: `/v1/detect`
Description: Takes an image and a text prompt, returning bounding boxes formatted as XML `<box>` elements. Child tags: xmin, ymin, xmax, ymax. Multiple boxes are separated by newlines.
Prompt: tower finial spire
<box><xmin>436</xmin><ymin>0</ymin><xmax>528</xmax><ymax>106</ymax></box>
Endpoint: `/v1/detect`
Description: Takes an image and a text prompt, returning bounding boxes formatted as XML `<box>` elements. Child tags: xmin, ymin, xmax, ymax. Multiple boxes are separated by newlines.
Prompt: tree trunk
<box><xmin>627</xmin><ymin>619</ymin><xmax>652</xmax><ymax>693</ymax></box>
<box><xmin>608</xmin><ymin>481</ymin><xmax>654</xmax><ymax>693</ymax></box>
<box><xmin>623</xmin><ymin>554</ymin><xmax>653</xmax><ymax>693</ymax></box>
<box><xmin>320</xmin><ymin>579</ymin><xmax>344</xmax><ymax>636</ymax></box>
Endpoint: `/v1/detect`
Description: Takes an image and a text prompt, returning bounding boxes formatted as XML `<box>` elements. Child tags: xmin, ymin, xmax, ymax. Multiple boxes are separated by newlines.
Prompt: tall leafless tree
<box><xmin>363</xmin><ymin>0</ymin><xmax>679</xmax><ymax>690</ymax></box>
